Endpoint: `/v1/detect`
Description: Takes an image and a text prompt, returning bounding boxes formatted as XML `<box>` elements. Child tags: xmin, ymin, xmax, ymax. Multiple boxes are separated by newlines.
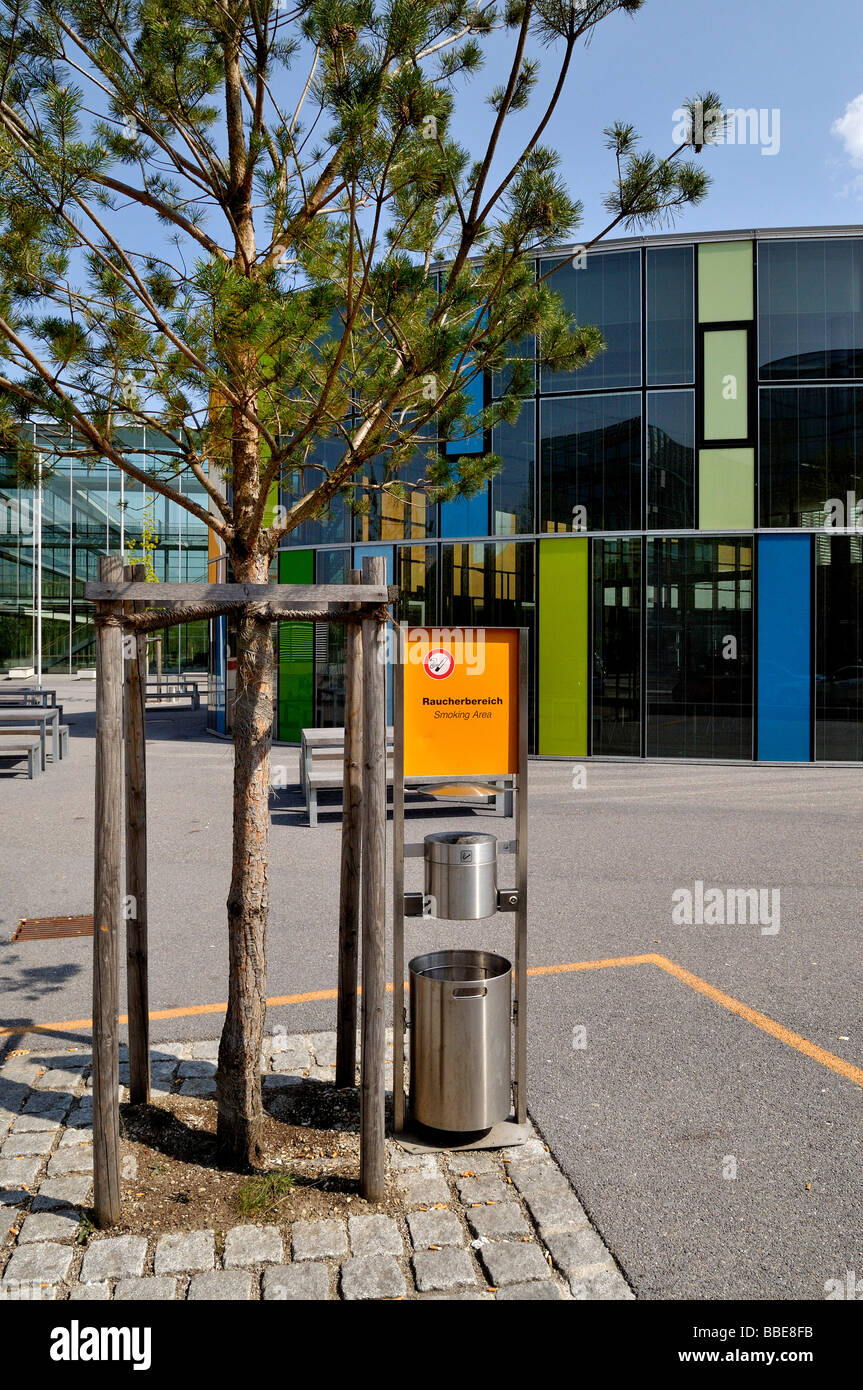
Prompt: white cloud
<box><xmin>832</xmin><ymin>93</ymin><xmax>863</xmax><ymax>165</ymax></box>
<box><xmin>836</xmin><ymin>173</ymin><xmax>863</xmax><ymax>201</ymax></box>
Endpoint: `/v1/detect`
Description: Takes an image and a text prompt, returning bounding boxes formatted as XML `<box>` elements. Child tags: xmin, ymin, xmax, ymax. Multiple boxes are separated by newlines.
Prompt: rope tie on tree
<box><xmin>92</xmin><ymin>611</ymin><xmax>127</xmax><ymax>630</ymax></box>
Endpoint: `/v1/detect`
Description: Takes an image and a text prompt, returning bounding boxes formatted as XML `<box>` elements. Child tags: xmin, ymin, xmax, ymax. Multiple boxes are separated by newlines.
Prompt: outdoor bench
<box><xmin>0</xmin><ymin>734</ymin><xmax>43</xmax><ymax>779</ymax></box>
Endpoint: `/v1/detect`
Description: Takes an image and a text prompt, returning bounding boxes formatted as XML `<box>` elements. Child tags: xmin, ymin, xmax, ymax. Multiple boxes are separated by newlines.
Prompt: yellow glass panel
<box><xmin>698</xmin><ymin>448</ymin><xmax>754</xmax><ymax>529</ymax></box>
<box><xmin>704</xmin><ymin>330</ymin><xmax>749</xmax><ymax>440</ymax></box>
<box><xmin>698</xmin><ymin>241</ymin><xmax>753</xmax><ymax>322</ymax></box>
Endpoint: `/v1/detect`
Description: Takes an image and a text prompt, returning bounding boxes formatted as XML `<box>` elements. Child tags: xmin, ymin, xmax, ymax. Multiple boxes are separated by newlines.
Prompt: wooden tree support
<box><xmin>92</xmin><ymin>555</ymin><xmax>124</xmax><ymax>1226</ymax></box>
<box><xmin>359</xmin><ymin>555</ymin><xmax>388</xmax><ymax>1202</ymax></box>
<box><xmin>336</xmin><ymin>570</ymin><xmax>363</xmax><ymax>1088</ymax></box>
<box><xmin>87</xmin><ymin>564</ymin><xmax>396</xmax><ymax>1222</ymax></box>
<box><xmin>123</xmin><ymin>563</ymin><xmax>149</xmax><ymax>1106</ymax></box>
<box><xmin>85</xmin><ymin>581</ymin><xmax>393</xmax><ymax>606</ymax></box>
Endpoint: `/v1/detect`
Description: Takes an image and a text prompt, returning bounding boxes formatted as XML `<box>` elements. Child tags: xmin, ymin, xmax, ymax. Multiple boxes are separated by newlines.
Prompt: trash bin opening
<box><xmin>425</xmin><ymin>832</ymin><xmax>497</xmax><ymax>846</ymax></box>
<box><xmin>409</xmin><ymin>950</ymin><xmax>511</xmax><ymax>984</ymax></box>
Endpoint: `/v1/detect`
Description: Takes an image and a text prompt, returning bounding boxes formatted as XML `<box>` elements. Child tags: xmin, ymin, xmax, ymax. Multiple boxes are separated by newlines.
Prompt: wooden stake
<box><xmin>93</xmin><ymin>554</ymin><xmax>123</xmax><ymax>1225</ymax></box>
<box><xmin>360</xmin><ymin>556</ymin><xmax>387</xmax><ymax>1201</ymax></box>
<box><xmin>336</xmin><ymin>570</ymin><xmax>363</xmax><ymax>1088</ymax></box>
<box><xmin>392</xmin><ymin>634</ymin><xmax>406</xmax><ymax>1132</ymax></box>
<box><xmin>124</xmin><ymin>563</ymin><xmax>149</xmax><ymax>1105</ymax></box>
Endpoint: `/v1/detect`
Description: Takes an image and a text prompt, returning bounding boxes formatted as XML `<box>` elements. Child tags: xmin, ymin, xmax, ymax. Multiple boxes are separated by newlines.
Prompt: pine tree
<box><xmin>0</xmin><ymin>0</ymin><xmax>716</xmax><ymax>1167</ymax></box>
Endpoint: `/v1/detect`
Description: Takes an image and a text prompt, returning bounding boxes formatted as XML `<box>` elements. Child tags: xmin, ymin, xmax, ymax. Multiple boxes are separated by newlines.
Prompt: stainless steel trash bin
<box><xmin>409</xmin><ymin>949</ymin><xmax>512</xmax><ymax>1132</ymax></box>
<box><xmin>424</xmin><ymin>832</ymin><xmax>498</xmax><ymax>920</ymax></box>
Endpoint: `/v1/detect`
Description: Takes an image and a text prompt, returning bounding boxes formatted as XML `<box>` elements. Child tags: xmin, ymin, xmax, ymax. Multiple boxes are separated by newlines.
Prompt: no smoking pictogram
<box><xmin>423</xmin><ymin>649</ymin><xmax>455</xmax><ymax>679</ymax></box>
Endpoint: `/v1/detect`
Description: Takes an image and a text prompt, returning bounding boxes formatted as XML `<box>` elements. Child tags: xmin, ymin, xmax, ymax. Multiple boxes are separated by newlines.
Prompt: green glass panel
<box><xmin>703</xmin><ymin>330</ymin><xmax>749</xmax><ymax>440</ymax></box>
<box><xmin>277</xmin><ymin>549</ymin><xmax>314</xmax><ymax>741</ymax></box>
<box><xmin>538</xmin><ymin>538</ymin><xmax>588</xmax><ymax>755</ymax></box>
<box><xmin>698</xmin><ymin>448</ymin><xmax>754</xmax><ymax>529</ymax></box>
<box><xmin>698</xmin><ymin>241</ymin><xmax>753</xmax><ymax>323</ymax></box>
<box><xmin>263</xmin><ymin>480</ymin><xmax>279</xmax><ymax>528</ymax></box>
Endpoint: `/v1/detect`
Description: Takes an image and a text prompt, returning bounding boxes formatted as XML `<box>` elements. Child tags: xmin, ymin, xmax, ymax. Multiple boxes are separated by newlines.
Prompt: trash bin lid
<box><xmin>423</xmin><ymin>831</ymin><xmax>498</xmax><ymax>865</ymax></box>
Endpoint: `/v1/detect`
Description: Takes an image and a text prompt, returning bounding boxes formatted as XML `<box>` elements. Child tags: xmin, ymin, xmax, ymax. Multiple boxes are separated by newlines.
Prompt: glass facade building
<box><xmin>5</xmin><ymin>231</ymin><xmax>859</xmax><ymax>762</ymax></box>
<box><xmin>0</xmin><ymin>427</ymin><xmax>209</xmax><ymax>676</ymax></box>
<box><xmin>256</xmin><ymin>227</ymin><xmax>863</xmax><ymax>764</ymax></box>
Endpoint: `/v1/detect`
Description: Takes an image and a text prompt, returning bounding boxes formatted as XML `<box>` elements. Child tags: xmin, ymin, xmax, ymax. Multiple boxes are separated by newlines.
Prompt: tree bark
<box><xmin>216</xmin><ymin>549</ymin><xmax>273</xmax><ymax>1167</ymax></box>
<box><xmin>215</xmin><ymin>50</ymin><xmax>269</xmax><ymax>1163</ymax></box>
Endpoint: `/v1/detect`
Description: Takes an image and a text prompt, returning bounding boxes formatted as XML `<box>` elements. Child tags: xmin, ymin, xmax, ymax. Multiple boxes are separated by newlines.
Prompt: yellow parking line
<box><xmin>0</xmin><ymin>983</ymin><xmax>391</xmax><ymax>1037</ymax></box>
<box><xmin>526</xmin><ymin>952</ymin><xmax>863</xmax><ymax>1089</ymax></box>
<box><xmin>528</xmin><ymin>953</ymin><xmax>657</xmax><ymax>975</ymax></box>
<box><xmin>646</xmin><ymin>954</ymin><xmax>863</xmax><ymax>1089</ymax></box>
<box><xmin>3</xmin><ymin>953</ymin><xmax>861</xmax><ymax>1090</ymax></box>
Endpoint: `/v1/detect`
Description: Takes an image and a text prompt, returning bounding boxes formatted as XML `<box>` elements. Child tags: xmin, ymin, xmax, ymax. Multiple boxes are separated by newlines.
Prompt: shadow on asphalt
<box><xmin>0</xmin><ymin>956</ymin><xmax>83</xmax><ymax>1005</ymax></box>
<box><xmin>269</xmin><ymin>784</ymin><xmax>504</xmax><ymax>828</ymax></box>
<box><xmin>64</xmin><ymin>707</ymin><xmax>216</xmax><ymax>745</ymax></box>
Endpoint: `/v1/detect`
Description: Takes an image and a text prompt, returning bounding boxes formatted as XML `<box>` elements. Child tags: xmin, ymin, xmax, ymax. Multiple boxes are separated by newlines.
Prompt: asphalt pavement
<box><xmin>1</xmin><ymin>679</ymin><xmax>861</xmax><ymax>1298</ymax></box>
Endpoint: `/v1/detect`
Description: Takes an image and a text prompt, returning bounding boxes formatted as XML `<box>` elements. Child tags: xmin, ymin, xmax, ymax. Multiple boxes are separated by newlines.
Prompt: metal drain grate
<box><xmin>12</xmin><ymin>914</ymin><xmax>94</xmax><ymax>942</ymax></box>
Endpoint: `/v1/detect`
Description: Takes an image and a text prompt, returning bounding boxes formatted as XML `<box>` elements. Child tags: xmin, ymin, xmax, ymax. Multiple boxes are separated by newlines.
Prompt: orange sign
<box><xmin>402</xmin><ymin>627</ymin><xmax>519</xmax><ymax>777</ymax></box>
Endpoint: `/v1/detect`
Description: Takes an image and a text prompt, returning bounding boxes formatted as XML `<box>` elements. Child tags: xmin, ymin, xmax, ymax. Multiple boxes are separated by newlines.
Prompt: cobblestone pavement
<box><xmin>0</xmin><ymin>1032</ymin><xmax>632</xmax><ymax>1301</ymax></box>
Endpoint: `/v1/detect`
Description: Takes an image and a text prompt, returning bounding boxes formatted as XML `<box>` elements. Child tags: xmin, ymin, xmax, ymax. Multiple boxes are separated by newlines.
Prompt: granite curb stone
<box><xmin>340</xmin><ymin>1255</ymin><xmax>407</xmax><ymax>1300</ymax></box>
<box><xmin>412</xmin><ymin>1247</ymin><xmax>478</xmax><ymax>1292</ymax></box>
<box><xmin>154</xmin><ymin>1230</ymin><xmax>215</xmax><ymax>1276</ymax></box>
<box><xmin>262</xmin><ymin>1263</ymin><xmax>331</xmax><ymax>1300</ymax></box>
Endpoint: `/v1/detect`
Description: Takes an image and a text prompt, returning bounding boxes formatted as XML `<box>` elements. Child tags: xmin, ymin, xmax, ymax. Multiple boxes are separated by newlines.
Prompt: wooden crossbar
<box><xmin>84</xmin><ymin>581</ymin><xmax>392</xmax><ymax>606</ymax></box>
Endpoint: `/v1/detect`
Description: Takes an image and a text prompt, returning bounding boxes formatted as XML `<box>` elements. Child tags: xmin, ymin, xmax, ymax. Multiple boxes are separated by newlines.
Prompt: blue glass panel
<box><xmin>646</xmin><ymin>245</ymin><xmax>694</xmax><ymax>386</ymax></box>
<box><xmin>353</xmin><ymin>544</ymin><xmax>393</xmax><ymax>584</ymax></box>
<box><xmin>440</xmin><ymin>489</ymin><xmax>489</xmax><ymax>539</ymax></box>
<box><xmin>491</xmin><ymin>405</ymin><xmax>535</xmax><ymax>535</ymax></box>
<box><xmin>758</xmin><ymin>238</ymin><xmax>863</xmax><ymax>380</ymax></box>
<box><xmin>647</xmin><ymin>391</ymin><xmax>695</xmax><ymax>529</ymax></box>
<box><xmin>540</xmin><ymin>251</ymin><xmax>641</xmax><ymax>393</ymax></box>
<box><xmin>540</xmin><ymin>393</ymin><xmax>641</xmax><ymax>532</ymax></box>
<box><xmin>445</xmin><ymin>360</ymin><xmax>484</xmax><ymax>455</ymax></box>
<box><xmin>757</xmin><ymin>535</ymin><xmax>811</xmax><ymax>760</ymax></box>
<box><xmin>759</xmin><ymin>386</ymin><xmax>863</xmax><ymax>527</ymax></box>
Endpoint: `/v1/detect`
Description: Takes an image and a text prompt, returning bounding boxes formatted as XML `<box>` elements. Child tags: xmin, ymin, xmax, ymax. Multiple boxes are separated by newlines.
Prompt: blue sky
<box><xmin>450</xmin><ymin>0</ymin><xmax>863</xmax><ymax>243</ymax></box>
<box><xmin>25</xmin><ymin>2</ymin><xmax>863</xmax><ymax>269</ymax></box>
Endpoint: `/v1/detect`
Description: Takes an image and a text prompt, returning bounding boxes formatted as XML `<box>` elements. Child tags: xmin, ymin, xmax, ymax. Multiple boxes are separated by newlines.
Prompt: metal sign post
<box><xmin>392</xmin><ymin>625</ymin><xmax>529</xmax><ymax>1149</ymax></box>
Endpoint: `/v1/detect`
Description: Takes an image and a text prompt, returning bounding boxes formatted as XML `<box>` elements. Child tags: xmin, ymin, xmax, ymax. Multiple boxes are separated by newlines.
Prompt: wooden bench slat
<box><xmin>309</xmin><ymin>766</ymin><xmax>395</xmax><ymax>785</ymax></box>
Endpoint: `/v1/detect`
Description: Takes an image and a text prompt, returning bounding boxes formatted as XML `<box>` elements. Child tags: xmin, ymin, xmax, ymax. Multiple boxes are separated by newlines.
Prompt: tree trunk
<box><xmin>217</xmin><ymin>548</ymin><xmax>273</xmax><ymax>1167</ymax></box>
